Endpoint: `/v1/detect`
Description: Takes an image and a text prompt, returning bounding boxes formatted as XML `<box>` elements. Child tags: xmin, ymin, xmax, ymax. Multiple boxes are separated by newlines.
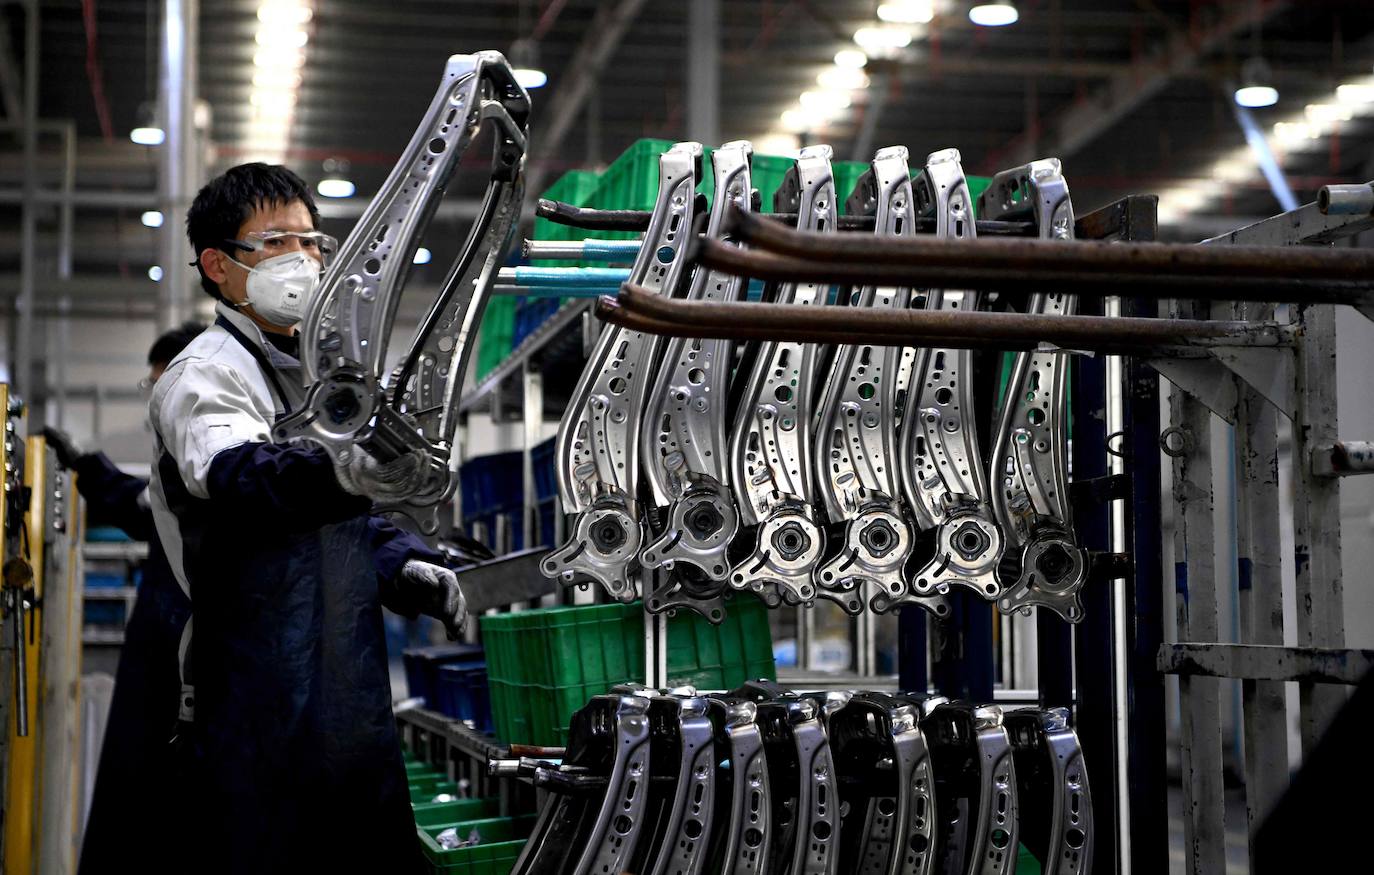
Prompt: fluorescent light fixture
<box><xmin>148</xmin><ymin>265</ymin><xmax>164</xmax><ymax>282</ymax></box>
<box><xmin>1234</xmin><ymin>85</ymin><xmax>1279</xmax><ymax>108</ymax></box>
<box><xmin>141</xmin><ymin>210</ymin><xmax>164</xmax><ymax>228</ymax></box>
<box><xmin>853</xmin><ymin>25</ymin><xmax>913</xmax><ymax>51</ymax></box>
<box><xmin>513</xmin><ymin>68</ymin><xmax>547</xmax><ymax>89</ymax></box>
<box><xmin>253</xmin><ymin>49</ymin><xmax>305</xmax><ymax>68</ymax></box>
<box><xmin>969</xmin><ymin>2</ymin><xmax>1019</xmax><ymax>27</ymax></box>
<box><xmin>251</xmin><ymin>91</ymin><xmax>297</xmax><ymax>119</ymax></box>
<box><xmin>800</xmin><ymin>90</ymin><xmax>851</xmax><ymax>113</ymax></box>
<box><xmin>1305</xmin><ymin>103</ymin><xmax>1351</xmax><ymax>124</ymax></box>
<box><xmin>130</xmin><ymin>126</ymin><xmax>165</xmax><ymax>146</ymax></box>
<box><xmin>780</xmin><ymin>109</ymin><xmax>809</xmax><ymax>132</ymax></box>
<box><xmin>754</xmin><ymin>133</ymin><xmax>801</xmax><ymax>156</ymax></box>
<box><xmin>255</xmin><ymin>29</ymin><xmax>309</xmax><ymax>49</ymax></box>
<box><xmin>253</xmin><ymin>69</ymin><xmax>302</xmax><ymax>89</ymax></box>
<box><xmin>257</xmin><ymin>3</ymin><xmax>313</xmax><ymax>25</ymax></box>
<box><xmin>834</xmin><ymin>49</ymin><xmax>868</xmax><ymax>69</ymax></box>
<box><xmin>818</xmin><ymin>67</ymin><xmax>870</xmax><ymax>91</ymax></box>
<box><xmin>1336</xmin><ymin>83</ymin><xmax>1374</xmax><ymax>105</ymax></box>
<box><xmin>413</xmin><ymin>247</ymin><xmax>432</xmax><ymax>265</ymax></box>
<box><xmin>1272</xmin><ymin>121</ymin><xmax>1316</xmax><ymax>144</ymax></box>
<box><xmin>317</xmin><ymin>177</ymin><xmax>355</xmax><ymax>198</ymax></box>
<box><xmin>878</xmin><ymin>1</ymin><xmax>934</xmax><ymax>24</ymax></box>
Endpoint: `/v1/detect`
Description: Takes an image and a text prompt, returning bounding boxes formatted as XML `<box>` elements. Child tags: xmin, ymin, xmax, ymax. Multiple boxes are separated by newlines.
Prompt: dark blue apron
<box><xmin>148</xmin><ymin>317</ymin><xmax>423</xmax><ymax>873</ymax></box>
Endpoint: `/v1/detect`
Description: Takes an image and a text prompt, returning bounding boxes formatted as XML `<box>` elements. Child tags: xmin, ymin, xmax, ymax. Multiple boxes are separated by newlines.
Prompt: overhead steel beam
<box><xmin>525</xmin><ymin>0</ymin><xmax>649</xmax><ymax>195</ymax></box>
<box><xmin>999</xmin><ymin>0</ymin><xmax>1290</xmax><ymax>167</ymax></box>
<box><xmin>686</xmin><ymin>0</ymin><xmax>719</xmax><ymax>146</ymax></box>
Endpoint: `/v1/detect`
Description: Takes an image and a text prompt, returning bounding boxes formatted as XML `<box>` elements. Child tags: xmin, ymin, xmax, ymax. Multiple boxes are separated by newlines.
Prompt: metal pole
<box><xmin>15</xmin><ymin>0</ymin><xmax>38</xmax><ymax>398</ymax></box>
<box><xmin>686</xmin><ymin>0</ymin><xmax>719</xmax><ymax>146</ymax></box>
<box><xmin>159</xmin><ymin>0</ymin><xmax>196</xmax><ymax>330</ymax></box>
<box><xmin>1104</xmin><ymin>295</ymin><xmax>1133</xmax><ymax>875</ymax></box>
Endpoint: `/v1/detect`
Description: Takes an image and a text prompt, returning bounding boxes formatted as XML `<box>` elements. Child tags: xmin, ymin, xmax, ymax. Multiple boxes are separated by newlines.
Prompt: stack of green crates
<box><xmin>404</xmin><ymin>752</ymin><xmax>524</xmax><ymax>874</ymax></box>
<box><xmin>482</xmin><ymin>596</ymin><xmax>776</xmax><ymax>746</ymax></box>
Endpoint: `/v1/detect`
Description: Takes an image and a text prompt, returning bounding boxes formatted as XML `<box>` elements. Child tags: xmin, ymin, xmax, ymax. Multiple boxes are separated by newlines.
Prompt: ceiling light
<box><xmin>969</xmin><ymin>2</ymin><xmax>1019</xmax><ymax>27</ymax></box>
<box><xmin>853</xmin><ymin>25</ymin><xmax>913</xmax><ymax>51</ymax></box>
<box><xmin>834</xmin><ymin>49</ymin><xmax>868</xmax><ymax>69</ymax></box>
<box><xmin>800</xmin><ymin>90</ymin><xmax>851</xmax><ymax>112</ymax></box>
<box><xmin>878</xmin><ymin>1</ymin><xmax>934</xmax><ymax>24</ymax></box>
<box><xmin>129</xmin><ymin>102</ymin><xmax>164</xmax><ymax>145</ymax></box>
<box><xmin>754</xmin><ymin>133</ymin><xmax>801</xmax><ymax>157</ymax></box>
<box><xmin>1305</xmin><ymin>103</ymin><xmax>1351</xmax><ymax>124</ymax></box>
<box><xmin>1336</xmin><ymin>83</ymin><xmax>1374</xmax><ymax>105</ymax></box>
<box><xmin>780</xmin><ymin>109</ymin><xmax>809</xmax><ymax>132</ymax></box>
<box><xmin>513</xmin><ymin>68</ymin><xmax>547</xmax><ymax>89</ymax></box>
<box><xmin>257</xmin><ymin>3</ymin><xmax>313</xmax><ymax>25</ymax></box>
<box><xmin>318</xmin><ymin>157</ymin><xmax>354</xmax><ymax>198</ymax></box>
<box><xmin>1234</xmin><ymin>56</ymin><xmax>1278</xmax><ymax>108</ymax></box>
<box><xmin>1272</xmin><ymin>121</ymin><xmax>1316</xmax><ymax>145</ymax></box>
<box><xmin>255</xmin><ymin>29</ymin><xmax>309</xmax><ymax>49</ymax></box>
<box><xmin>253</xmin><ymin>48</ymin><xmax>305</xmax><ymax>68</ymax></box>
<box><xmin>413</xmin><ymin>247</ymin><xmax>432</xmax><ymax>265</ymax></box>
<box><xmin>148</xmin><ymin>265</ymin><xmax>164</xmax><ymax>282</ymax></box>
<box><xmin>251</xmin><ymin>91</ymin><xmax>297</xmax><ymax>118</ymax></box>
<box><xmin>141</xmin><ymin>210</ymin><xmax>164</xmax><ymax>228</ymax></box>
<box><xmin>1234</xmin><ymin>85</ymin><xmax>1279</xmax><ymax>108</ymax></box>
<box><xmin>818</xmin><ymin>67</ymin><xmax>870</xmax><ymax>91</ymax></box>
<box><xmin>317</xmin><ymin>177</ymin><xmax>355</xmax><ymax>198</ymax></box>
<box><xmin>130</xmin><ymin>126</ymin><xmax>165</xmax><ymax>146</ymax></box>
<box><xmin>253</xmin><ymin>69</ymin><xmax>302</xmax><ymax>89</ymax></box>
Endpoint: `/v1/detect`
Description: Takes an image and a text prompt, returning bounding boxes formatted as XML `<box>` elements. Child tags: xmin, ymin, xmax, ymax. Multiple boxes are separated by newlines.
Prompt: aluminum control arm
<box><xmin>812</xmin><ymin>146</ymin><xmax>938</xmax><ymax>617</ymax></box>
<box><xmin>1006</xmin><ymin>708</ymin><xmax>1092</xmax><ymax>875</ymax></box>
<box><xmin>704</xmin><ymin>696</ymin><xmax>772</xmax><ymax>874</ymax></box>
<box><xmin>889</xmin><ymin>149</ymin><xmax>1004</xmax><ymax>610</ymax></box>
<box><xmin>274</xmin><ymin>52</ymin><xmax>530</xmax><ymax>534</ymax></box>
<box><xmin>727</xmin><ymin>145</ymin><xmax>837</xmax><ymax>608</ymax></box>
<box><xmin>541</xmin><ymin>142</ymin><xmax>704</xmax><ymax>600</ymax></box>
<box><xmin>636</xmin><ymin>142</ymin><xmax>754</xmax><ymax>619</ymax></box>
<box><xmin>978</xmin><ymin>159</ymin><xmax>1089</xmax><ymax>623</ymax></box>
<box><xmin>923</xmin><ymin>702</ymin><xmax>1019</xmax><ymax>875</ymax></box>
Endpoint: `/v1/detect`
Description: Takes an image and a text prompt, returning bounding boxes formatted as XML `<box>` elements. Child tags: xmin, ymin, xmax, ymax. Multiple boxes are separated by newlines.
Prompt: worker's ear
<box><xmin>200</xmin><ymin>247</ymin><xmax>230</xmax><ymax>286</ymax></box>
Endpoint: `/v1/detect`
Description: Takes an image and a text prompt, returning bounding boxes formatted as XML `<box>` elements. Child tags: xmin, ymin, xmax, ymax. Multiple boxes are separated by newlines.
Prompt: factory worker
<box><xmin>144</xmin><ymin>163</ymin><xmax>461</xmax><ymax>874</ymax></box>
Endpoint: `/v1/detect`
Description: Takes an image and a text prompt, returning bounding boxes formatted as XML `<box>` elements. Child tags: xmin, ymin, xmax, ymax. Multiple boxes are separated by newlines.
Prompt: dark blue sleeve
<box><xmin>205</xmin><ymin>441</ymin><xmax>371</xmax><ymax>532</ymax></box>
<box><xmin>368</xmin><ymin>516</ymin><xmax>444</xmax><ymax>618</ymax></box>
<box><xmin>73</xmin><ymin>452</ymin><xmax>155</xmax><ymax>541</ymax></box>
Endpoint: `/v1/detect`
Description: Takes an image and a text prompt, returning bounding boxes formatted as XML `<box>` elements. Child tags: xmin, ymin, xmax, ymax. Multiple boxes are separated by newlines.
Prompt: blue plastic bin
<box><xmin>402</xmin><ymin>644</ymin><xmax>485</xmax><ymax>706</ymax></box>
<box><xmin>458</xmin><ymin>451</ymin><xmax>524</xmax><ymax>518</ymax></box>
<box><xmin>436</xmin><ymin>662</ymin><xmax>493</xmax><ymax>732</ymax></box>
<box><xmin>530</xmin><ymin>437</ymin><xmax>557</xmax><ymax>502</ymax></box>
<box><xmin>85</xmin><ymin>572</ymin><xmax>126</xmax><ymax>589</ymax></box>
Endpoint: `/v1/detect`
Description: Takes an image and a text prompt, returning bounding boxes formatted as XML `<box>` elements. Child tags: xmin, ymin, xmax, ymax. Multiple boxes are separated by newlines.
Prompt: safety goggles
<box><xmin>221</xmin><ymin>230</ymin><xmax>338</xmax><ymax>266</ymax></box>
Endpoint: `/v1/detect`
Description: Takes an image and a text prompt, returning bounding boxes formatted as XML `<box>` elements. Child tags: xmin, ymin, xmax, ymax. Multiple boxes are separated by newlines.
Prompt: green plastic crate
<box><xmin>412</xmin><ymin>797</ymin><xmax>502</xmax><ymax>829</ymax></box>
<box><xmin>410</xmin><ymin>779</ymin><xmax>461</xmax><ymax>804</ymax></box>
<box><xmin>416</xmin><ymin>815</ymin><xmax>536</xmax><ymax>875</ymax></box>
<box><xmin>482</xmin><ymin>596</ymin><xmax>776</xmax><ymax>746</ymax></box>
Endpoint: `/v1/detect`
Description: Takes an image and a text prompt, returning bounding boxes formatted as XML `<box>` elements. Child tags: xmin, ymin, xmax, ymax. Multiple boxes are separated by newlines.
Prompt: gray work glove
<box><xmin>42</xmin><ymin>427</ymin><xmax>83</xmax><ymax>469</ymax></box>
<box><xmin>397</xmin><ymin>559</ymin><xmax>468</xmax><ymax>640</ymax></box>
<box><xmin>334</xmin><ymin>448</ymin><xmax>426</xmax><ymax>502</ymax></box>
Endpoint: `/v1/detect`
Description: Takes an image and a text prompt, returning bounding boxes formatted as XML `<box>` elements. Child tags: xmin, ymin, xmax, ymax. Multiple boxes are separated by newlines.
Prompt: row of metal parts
<box><xmin>543</xmin><ymin>140</ymin><xmax>1087</xmax><ymax>623</ymax></box>
<box><xmin>496</xmin><ymin>680</ymin><xmax>1091</xmax><ymax>875</ymax></box>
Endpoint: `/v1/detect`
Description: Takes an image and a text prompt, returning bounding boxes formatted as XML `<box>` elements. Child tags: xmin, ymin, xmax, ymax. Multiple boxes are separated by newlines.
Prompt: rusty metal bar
<box><xmin>1159</xmin><ymin>643</ymin><xmax>1374</xmax><ymax>685</ymax></box>
<box><xmin>534</xmin><ymin>197</ymin><xmax>1037</xmax><ymax>236</ymax></box>
<box><xmin>600</xmin><ymin>283</ymin><xmax>1288</xmax><ymax>354</ymax></box>
<box><xmin>693</xmin><ymin>237</ymin><xmax>1373</xmax><ymax>307</ymax></box>
<box><xmin>1312</xmin><ymin>440</ymin><xmax>1374</xmax><ymax>477</ymax></box>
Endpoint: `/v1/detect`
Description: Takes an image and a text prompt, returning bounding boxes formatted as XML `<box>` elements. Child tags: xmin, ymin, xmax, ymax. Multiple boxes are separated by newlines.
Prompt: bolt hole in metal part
<box><xmin>272</xmin><ymin>53</ymin><xmax>531</xmax><ymax>533</ymax></box>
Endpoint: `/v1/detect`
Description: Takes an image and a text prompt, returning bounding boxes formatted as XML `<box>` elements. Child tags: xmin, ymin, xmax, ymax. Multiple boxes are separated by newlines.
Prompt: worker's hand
<box><xmin>398</xmin><ymin>559</ymin><xmax>468</xmax><ymax>640</ymax></box>
<box><xmin>41</xmin><ymin>427</ymin><xmax>83</xmax><ymax>469</ymax></box>
<box><xmin>335</xmin><ymin>448</ymin><xmax>426</xmax><ymax>502</ymax></box>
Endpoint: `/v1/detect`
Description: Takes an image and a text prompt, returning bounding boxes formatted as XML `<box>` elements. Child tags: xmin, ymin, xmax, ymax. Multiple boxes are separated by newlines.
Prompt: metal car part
<box><xmin>829</xmin><ymin>692</ymin><xmax>939</xmax><ymax>875</ymax></box>
<box><xmin>727</xmin><ymin>145</ymin><xmax>837</xmax><ymax>608</ymax></box>
<box><xmin>704</xmin><ymin>696</ymin><xmax>772</xmax><ymax>875</ymax></box>
<box><xmin>596</xmin><ymin>685</ymin><xmax>720</xmax><ymax>875</ymax></box>
<box><xmin>922</xmin><ymin>702</ymin><xmax>1018</xmax><ymax>875</ymax></box>
<box><xmin>541</xmin><ymin>142</ymin><xmax>704</xmax><ymax>600</ymax></box>
<box><xmin>1005</xmin><ymin>708</ymin><xmax>1093</xmax><ymax>875</ymax></box>
<box><xmin>977</xmin><ymin>159</ymin><xmax>1090</xmax><ymax>623</ymax></box>
<box><xmin>637</xmin><ymin>141</ymin><xmax>754</xmax><ymax>618</ymax></box>
<box><xmin>274</xmin><ymin>53</ymin><xmax>531</xmax><ymax>534</ymax></box>
<box><xmin>510</xmin><ymin>693</ymin><xmax>652</xmax><ymax>875</ymax></box>
<box><xmin>893</xmin><ymin>148</ymin><xmax>1005</xmax><ymax>607</ymax></box>
<box><xmin>729</xmin><ymin>681</ymin><xmax>840</xmax><ymax>875</ymax></box>
<box><xmin>812</xmin><ymin>146</ymin><xmax>942</xmax><ymax>618</ymax></box>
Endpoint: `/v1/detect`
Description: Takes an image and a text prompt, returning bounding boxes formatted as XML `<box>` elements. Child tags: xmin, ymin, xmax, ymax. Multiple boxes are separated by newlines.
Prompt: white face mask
<box><xmin>228</xmin><ymin>251</ymin><xmax>321</xmax><ymax>327</ymax></box>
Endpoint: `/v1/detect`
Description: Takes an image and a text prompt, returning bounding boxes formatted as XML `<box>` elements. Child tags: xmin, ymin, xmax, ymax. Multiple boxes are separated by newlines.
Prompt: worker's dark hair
<box><xmin>185</xmin><ymin>163</ymin><xmax>320</xmax><ymax>298</ymax></box>
<box><xmin>147</xmin><ymin>321</ymin><xmax>207</xmax><ymax>367</ymax></box>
